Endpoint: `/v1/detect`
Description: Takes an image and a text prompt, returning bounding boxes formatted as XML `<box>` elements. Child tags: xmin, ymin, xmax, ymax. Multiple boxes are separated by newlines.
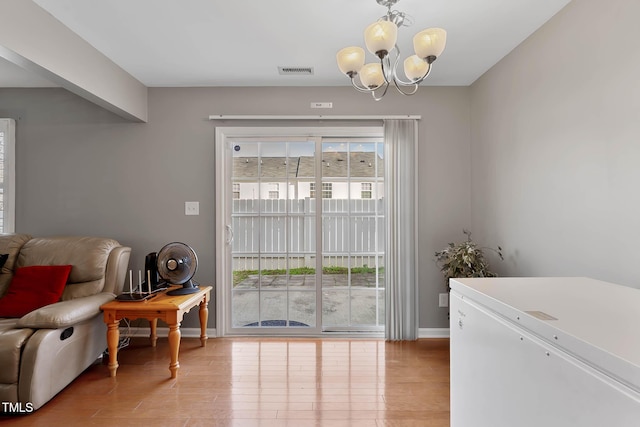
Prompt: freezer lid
<box><xmin>450</xmin><ymin>277</ymin><xmax>640</xmax><ymax>392</ymax></box>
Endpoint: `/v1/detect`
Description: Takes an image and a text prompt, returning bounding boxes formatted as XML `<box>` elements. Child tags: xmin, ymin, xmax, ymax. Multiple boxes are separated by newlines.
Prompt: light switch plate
<box><xmin>439</xmin><ymin>293</ymin><xmax>449</xmax><ymax>307</ymax></box>
<box><xmin>185</xmin><ymin>201</ymin><xmax>199</xmax><ymax>215</ymax></box>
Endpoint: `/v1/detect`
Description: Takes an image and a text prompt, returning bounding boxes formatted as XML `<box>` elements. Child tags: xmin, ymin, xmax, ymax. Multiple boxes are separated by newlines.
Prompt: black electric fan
<box><xmin>157</xmin><ymin>242</ymin><xmax>199</xmax><ymax>296</ymax></box>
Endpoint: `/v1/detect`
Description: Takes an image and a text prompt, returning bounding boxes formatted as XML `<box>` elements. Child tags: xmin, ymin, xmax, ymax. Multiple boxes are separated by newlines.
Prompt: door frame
<box><xmin>215</xmin><ymin>125</ymin><xmax>383</xmax><ymax>337</ymax></box>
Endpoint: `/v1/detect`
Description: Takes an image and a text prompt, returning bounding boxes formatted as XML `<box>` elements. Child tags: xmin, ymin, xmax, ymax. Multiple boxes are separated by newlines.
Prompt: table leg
<box><xmin>199</xmin><ymin>298</ymin><xmax>208</xmax><ymax>347</ymax></box>
<box><xmin>168</xmin><ymin>323</ymin><xmax>181</xmax><ymax>379</ymax></box>
<box><xmin>150</xmin><ymin>318</ymin><xmax>158</xmax><ymax>347</ymax></box>
<box><xmin>106</xmin><ymin>320</ymin><xmax>120</xmax><ymax>377</ymax></box>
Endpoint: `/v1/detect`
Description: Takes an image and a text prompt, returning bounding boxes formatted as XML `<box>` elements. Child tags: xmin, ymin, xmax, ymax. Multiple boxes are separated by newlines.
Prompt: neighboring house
<box><xmin>232</xmin><ymin>152</ymin><xmax>384</xmax><ymax>200</ymax></box>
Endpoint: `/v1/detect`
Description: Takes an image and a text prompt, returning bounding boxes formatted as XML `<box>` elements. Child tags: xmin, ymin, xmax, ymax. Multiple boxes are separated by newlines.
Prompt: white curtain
<box><xmin>384</xmin><ymin>119</ymin><xmax>419</xmax><ymax>341</ymax></box>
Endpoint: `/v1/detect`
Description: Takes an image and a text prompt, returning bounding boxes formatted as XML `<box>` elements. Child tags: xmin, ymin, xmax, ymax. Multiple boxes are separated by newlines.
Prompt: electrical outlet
<box><xmin>185</xmin><ymin>201</ymin><xmax>199</xmax><ymax>215</ymax></box>
<box><xmin>439</xmin><ymin>293</ymin><xmax>449</xmax><ymax>308</ymax></box>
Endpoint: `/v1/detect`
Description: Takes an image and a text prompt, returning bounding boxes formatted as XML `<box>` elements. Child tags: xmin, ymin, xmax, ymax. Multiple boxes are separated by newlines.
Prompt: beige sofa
<box><xmin>0</xmin><ymin>234</ymin><xmax>130</xmax><ymax>413</ymax></box>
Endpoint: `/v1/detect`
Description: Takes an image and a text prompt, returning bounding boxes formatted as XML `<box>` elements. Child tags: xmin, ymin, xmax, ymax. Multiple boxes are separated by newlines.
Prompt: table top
<box><xmin>101</xmin><ymin>285</ymin><xmax>211</xmax><ymax>312</ymax></box>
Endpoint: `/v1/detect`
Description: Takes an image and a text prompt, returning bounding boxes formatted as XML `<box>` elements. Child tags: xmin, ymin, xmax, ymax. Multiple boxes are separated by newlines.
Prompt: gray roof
<box><xmin>233</xmin><ymin>152</ymin><xmax>384</xmax><ymax>179</ymax></box>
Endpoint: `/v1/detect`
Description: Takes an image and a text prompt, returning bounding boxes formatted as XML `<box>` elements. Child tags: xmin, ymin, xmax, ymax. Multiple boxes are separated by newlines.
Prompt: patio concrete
<box><xmin>232</xmin><ymin>273</ymin><xmax>385</xmax><ymax>328</ymax></box>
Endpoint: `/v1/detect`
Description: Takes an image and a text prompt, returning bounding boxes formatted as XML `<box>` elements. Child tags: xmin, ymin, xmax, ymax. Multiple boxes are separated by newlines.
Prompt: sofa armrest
<box><xmin>16</xmin><ymin>293</ymin><xmax>116</xmax><ymax>329</ymax></box>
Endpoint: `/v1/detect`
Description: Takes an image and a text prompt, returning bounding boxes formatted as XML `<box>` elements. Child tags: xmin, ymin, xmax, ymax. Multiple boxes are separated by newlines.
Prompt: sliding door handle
<box><xmin>226</xmin><ymin>224</ymin><xmax>234</xmax><ymax>244</ymax></box>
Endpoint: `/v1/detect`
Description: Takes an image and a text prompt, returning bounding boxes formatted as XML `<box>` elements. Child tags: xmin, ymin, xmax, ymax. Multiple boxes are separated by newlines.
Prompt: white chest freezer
<box><xmin>450</xmin><ymin>277</ymin><xmax>640</xmax><ymax>427</ymax></box>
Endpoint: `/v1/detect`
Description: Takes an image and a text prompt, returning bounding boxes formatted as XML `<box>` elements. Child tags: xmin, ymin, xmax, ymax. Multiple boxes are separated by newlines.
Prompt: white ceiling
<box><xmin>3</xmin><ymin>0</ymin><xmax>571</xmax><ymax>88</ymax></box>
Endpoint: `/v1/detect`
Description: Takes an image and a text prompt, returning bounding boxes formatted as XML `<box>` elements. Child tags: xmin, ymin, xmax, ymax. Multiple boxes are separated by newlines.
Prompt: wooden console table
<box><xmin>100</xmin><ymin>285</ymin><xmax>211</xmax><ymax>379</ymax></box>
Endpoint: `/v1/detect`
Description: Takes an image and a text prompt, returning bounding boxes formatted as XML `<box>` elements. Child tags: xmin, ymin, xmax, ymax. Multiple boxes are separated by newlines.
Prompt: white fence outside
<box><xmin>232</xmin><ymin>199</ymin><xmax>385</xmax><ymax>271</ymax></box>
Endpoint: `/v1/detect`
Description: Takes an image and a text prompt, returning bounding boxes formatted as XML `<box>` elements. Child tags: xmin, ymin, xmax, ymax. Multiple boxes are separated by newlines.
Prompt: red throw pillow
<box><xmin>0</xmin><ymin>265</ymin><xmax>72</xmax><ymax>317</ymax></box>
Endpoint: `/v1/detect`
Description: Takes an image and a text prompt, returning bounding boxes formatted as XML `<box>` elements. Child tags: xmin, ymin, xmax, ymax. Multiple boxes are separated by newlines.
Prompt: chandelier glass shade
<box><xmin>336</xmin><ymin>0</ymin><xmax>446</xmax><ymax>100</ymax></box>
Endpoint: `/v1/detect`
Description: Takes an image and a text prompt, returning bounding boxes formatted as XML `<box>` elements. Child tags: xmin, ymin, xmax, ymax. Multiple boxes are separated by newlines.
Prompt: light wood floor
<box><xmin>2</xmin><ymin>337</ymin><xmax>450</xmax><ymax>426</ymax></box>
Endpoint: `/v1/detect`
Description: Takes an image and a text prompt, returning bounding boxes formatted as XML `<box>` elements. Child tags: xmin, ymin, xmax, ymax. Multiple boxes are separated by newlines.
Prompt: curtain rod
<box><xmin>208</xmin><ymin>115</ymin><xmax>421</xmax><ymax>120</ymax></box>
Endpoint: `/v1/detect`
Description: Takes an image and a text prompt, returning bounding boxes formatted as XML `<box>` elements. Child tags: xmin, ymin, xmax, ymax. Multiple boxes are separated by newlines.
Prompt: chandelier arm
<box><xmin>371</xmin><ymin>82</ymin><xmax>390</xmax><ymax>101</ymax></box>
<box><xmin>392</xmin><ymin>81</ymin><xmax>419</xmax><ymax>96</ymax></box>
<box><xmin>376</xmin><ymin>45</ymin><xmax>419</xmax><ymax>96</ymax></box>
<box><xmin>390</xmin><ymin>43</ymin><xmax>435</xmax><ymax>87</ymax></box>
<box><xmin>382</xmin><ymin>45</ymin><xmax>401</xmax><ymax>85</ymax></box>
<box><xmin>350</xmin><ymin>76</ymin><xmax>376</xmax><ymax>93</ymax></box>
<box><xmin>349</xmin><ymin>74</ymin><xmax>392</xmax><ymax>99</ymax></box>
<box><xmin>381</xmin><ymin>55</ymin><xmax>394</xmax><ymax>85</ymax></box>
<box><xmin>406</xmin><ymin>62</ymin><xmax>434</xmax><ymax>86</ymax></box>
<box><xmin>392</xmin><ymin>65</ymin><xmax>432</xmax><ymax>86</ymax></box>
<box><xmin>383</xmin><ymin>44</ymin><xmax>422</xmax><ymax>92</ymax></box>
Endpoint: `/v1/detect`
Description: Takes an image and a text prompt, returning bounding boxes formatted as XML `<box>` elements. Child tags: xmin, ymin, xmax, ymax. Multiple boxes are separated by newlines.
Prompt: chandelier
<box><xmin>336</xmin><ymin>0</ymin><xmax>446</xmax><ymax>100</ymax></box>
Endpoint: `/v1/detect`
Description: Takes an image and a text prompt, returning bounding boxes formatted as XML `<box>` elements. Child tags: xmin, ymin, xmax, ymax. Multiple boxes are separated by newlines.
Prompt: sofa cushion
<box><xmin>16</xmin><ymin>236</ymin><xmax>120</xmax><ymax>300</ymax></box>
<box><xmin>0</xmin><ymin>317</ymin><xmax>19</xmax><ymax>332</ymax></box>
<box><xmin>17</xmin><ymin>293</ymin><xmax>116</xmax><ymax>329</ymax></box>
<box><xmin>0</xmin><ymin>265</ymin><xmax>72</xmax><ymax>317</ymax></box>
<box><xmin>0</xmin><ymin>234</ymin><xmax>32</xmax><ymax>298</ymax></box>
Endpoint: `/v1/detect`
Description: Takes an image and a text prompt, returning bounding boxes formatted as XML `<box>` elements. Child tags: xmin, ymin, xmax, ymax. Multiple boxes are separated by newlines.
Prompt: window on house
<box><xmin>310</xmin><ymin>183</ymin><xmax>333</xmax><ymax>199</ymax></box>
<box><xmin>268</xmin><ymin>183</ymin><xmax>279</xmax><ymax>199</ymax></box>
<box><xmin>232</xmin><ymin>183</ymin><xmax>240</xmax><ymax>199</ymax></box>
<box><xmin>0</xmin><ymin>119</ymin><xmax>15</xmax><ymax>234</ymax></box>
<box><xmin>322</xmin><ymin>182</ymin><xmax>333</xmax><ymax>199</ymax></box>
<box><xmin>361</xmin><ymin>182</ymin><xmax>372</xmax><ymax>199</ymax></box>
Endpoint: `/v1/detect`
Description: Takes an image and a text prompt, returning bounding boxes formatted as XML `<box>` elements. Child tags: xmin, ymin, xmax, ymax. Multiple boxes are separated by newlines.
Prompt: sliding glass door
<box><xmin>230</xmin><ymin>139</ymin><xmax>318</xmax><ymax>329</ymax></box>
<box><xmin>216</xmin><ymin>127</ymin><xmax>384</xmax><ymax>336</ymax></box>
<box><xmin>320</xmin><ymin>139</ymin><xmax>385</xmax><ymax>332</ymax></box>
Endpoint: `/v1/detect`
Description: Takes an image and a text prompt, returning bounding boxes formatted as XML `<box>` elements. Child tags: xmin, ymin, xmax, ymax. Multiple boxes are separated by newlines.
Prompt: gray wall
<box><xmin>470</xmin><ymin>0</ymin><xmax>640</xmax><ymax>287</ymax></box>
<box><xmin>0</xmin><ymin>85</ymin><xmax>470</xmax><ymax>329</ymax></box>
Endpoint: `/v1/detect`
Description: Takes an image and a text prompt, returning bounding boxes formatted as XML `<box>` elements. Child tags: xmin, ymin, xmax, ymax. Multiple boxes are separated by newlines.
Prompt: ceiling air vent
<box><xmin>278</xmin><ymin>66</ymin><xmax>314</xmax><ymax>76</ymax></box>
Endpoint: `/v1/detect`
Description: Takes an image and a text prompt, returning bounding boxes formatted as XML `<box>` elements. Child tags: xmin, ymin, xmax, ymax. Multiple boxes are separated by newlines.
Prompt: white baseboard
<box><xmin>124</xmin><ymin>327</ymin><xmax>449</xmax><ymax>339</ymax></box>
<box><xmin>418</xmin><ymin>328</ymin><xmax>450</xmax><ymax>338</ymax></box>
